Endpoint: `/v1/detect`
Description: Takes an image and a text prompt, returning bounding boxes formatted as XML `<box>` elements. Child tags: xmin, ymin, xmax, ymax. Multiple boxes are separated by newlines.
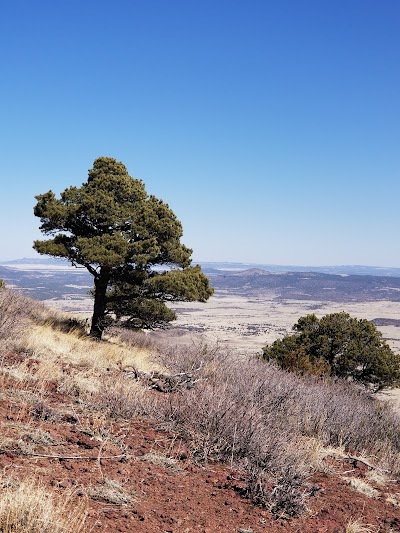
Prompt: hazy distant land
<box><xmin>1</xmin><ymin>259</ymin><xmax>400</xmax><ymax>356</ymax></box>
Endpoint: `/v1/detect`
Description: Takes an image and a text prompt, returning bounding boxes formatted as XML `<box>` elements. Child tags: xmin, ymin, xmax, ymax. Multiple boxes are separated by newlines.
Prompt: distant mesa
<box><xmin>231</xmin><ymin>268</ymin><xmax>274</xmax><ymax>277</ymax></box>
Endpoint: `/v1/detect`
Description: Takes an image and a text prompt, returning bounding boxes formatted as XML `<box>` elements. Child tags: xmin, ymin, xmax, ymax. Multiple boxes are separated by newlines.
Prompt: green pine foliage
<box><xmin>33</xmin><ymin>157</ymin><xmax>213</xmax><ymax>338</ymax></box>
<box><xmin>262</xmin><ymin>312</ymin><xmax>400</xmax><ymax>391</ymax></box>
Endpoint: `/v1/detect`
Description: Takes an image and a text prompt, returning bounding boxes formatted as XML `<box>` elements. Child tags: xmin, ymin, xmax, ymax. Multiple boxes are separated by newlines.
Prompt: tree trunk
<box><xmin>90</xmin><ymin>269</ymin><xmax>109</xmax><ymax>340</ymax></box>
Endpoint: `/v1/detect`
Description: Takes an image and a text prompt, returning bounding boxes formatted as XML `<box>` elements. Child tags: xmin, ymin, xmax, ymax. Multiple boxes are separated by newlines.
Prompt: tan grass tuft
<box><xmin>58</xmin><ymin>370</ymin><xmax>102</xmax><ymax>397</ymax></box>
<box><xmin>343</xmin><ymin>477</ymin><xmax>380</xmax><ymax>498</ymax></box>
<box><xmin>345</xmin><ymin>517</ymin><xmax>376</xmax><ymax>533</ymax></box>
<box><xmin>0</xmin><ymin>479</ymin><xmax>88</xmax><ymax>532</ymax></box>
<box><xmin>140</xmin><ymin>452</ymin><xmax>180</xmax><ymax>470</ymax></box>
<box><xmin>386</xmin><ymin>493</ymin><xmax>400</xmax><ymax>507</ymax></box>
<box><xmin>365</xmin><ymin>469</ymin><xmax>390</xmax><ymax>486</ymax></box>
<box><xmin>295</xmin><ymin>437</ymin><xmax>345</xmax><ymax>474</ymax></box>
<box><xmin>24</xmin><ymin>324</ymin><xmax>157</xmax><ymax>373</ymax></box>
<box><xmin>88</xmin><ymin>477</ymin><xmax>133</xmax><ymax>505</ymax></box>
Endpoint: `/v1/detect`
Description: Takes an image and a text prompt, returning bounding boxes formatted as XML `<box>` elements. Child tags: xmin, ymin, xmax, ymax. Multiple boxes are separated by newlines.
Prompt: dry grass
<box><xmin>365</xmin><ymin>469</ymin><xmax>390</xmax><ymax>486</ymax></box>
<box><xmin>11</xmin><ymin>423</ymin><xmax>54</xmax><ymax>445</ymax></box>
<box><xmin>79</xmin><ymin>413</ymin><xmax>114</xmax><ymax>442</ymax></box>
<box><xmin>0</xmin><ymin>423</ymin><xmax>54</xmax><ymax>456</ymax></box>
<box><xmin>343</xmin><ymin>477</ymin><xmax>380</xmax><ymax>498</ymax></box>
<box><xmin>0</xmin><ymin>365</ymin><xmax>36</xmax><ymax>385</ymax></box>
<box><xmin>293</xmin><ymin>437</ymin><xmax>344</xmax><ymax>475</ymax></box>
<box><xmin>24</xmin><ymin>324</ymin><xmax>155</xmax><ymax>373</ymax></box>
<box><xmin>140</xmin><ymin>452</ymin><xmax>180</xmax><ymax>470</ymax></box>
<box><xmin>0</xmin><ymin>300</ymin><xmax>158</xmax><ymax>414</ymax></box>
<box><xmin>0</xmin><ymin>287</ymin><xmax>155</xmax><ymax>383</ymax></box>
<box><xmin>58</xmin><ymin>369</ymin><xmax>102</xmax><ymax>397</ymax></box>
<box><xmin>386</xmin><ymin>493</ymin><xmax>400</xmax><ymax>507</ymax></box>
<box><xmin>345</xmin><ymin>517</ymin><xmax>376</xmax><ymax>533</ymax></box>
<box><xmin>0</xmin><ymin>479</ymin><xmax>88</xmax><ymax>532</ymax></box>
<box><xmin>88</xmin><ymin>477</ymin><xmax>134</xmax><ymax>505</ymax></box>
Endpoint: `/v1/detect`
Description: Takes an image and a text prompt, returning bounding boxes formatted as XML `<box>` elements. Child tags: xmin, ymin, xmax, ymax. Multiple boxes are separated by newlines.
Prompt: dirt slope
<box><xmin>0</xmin><ymin>352</ymin><xmax>399</xmax><ymax>532</ymax></box>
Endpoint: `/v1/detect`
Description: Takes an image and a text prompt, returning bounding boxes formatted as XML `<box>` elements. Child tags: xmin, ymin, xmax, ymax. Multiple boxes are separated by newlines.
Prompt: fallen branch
<box><xmin>21</xmin><ymin>452</ymin><xmax>129</xmax><ymax>461</ymax></box>
<box><xmin>125</xmin><ymin>369</ymin><xmax>201</xmax><ymax>392</ymax></box>
<box><xmin>343</xmin><ymin>455</ymin><xmax>390</xmax><ymax>473</ymax></box>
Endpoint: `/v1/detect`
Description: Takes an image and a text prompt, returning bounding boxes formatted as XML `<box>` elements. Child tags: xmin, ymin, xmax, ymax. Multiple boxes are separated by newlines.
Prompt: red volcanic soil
<box><xmin>0</xmin><ymin>365</ymin><xmax>399</xmax><ymax>531</ymax></box>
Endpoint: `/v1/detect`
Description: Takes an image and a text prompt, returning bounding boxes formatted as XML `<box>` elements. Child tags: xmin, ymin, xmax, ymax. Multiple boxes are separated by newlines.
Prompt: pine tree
<box><xmin>34</xmin><ymin>157</ymin><xmax>213</xmax><ymax>339</ymax></box>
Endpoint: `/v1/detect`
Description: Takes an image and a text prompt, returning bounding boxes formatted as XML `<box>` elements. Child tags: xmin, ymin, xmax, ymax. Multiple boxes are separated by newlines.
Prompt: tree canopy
<box><xmin>33</xmin><ymin>157</ymin><xmax>213</xmax><ymax>338</ymax></box>
<box><xmin>261</xmin><ymin>312</ymin><xmax>400</xmax><ymax>391</ymax></box>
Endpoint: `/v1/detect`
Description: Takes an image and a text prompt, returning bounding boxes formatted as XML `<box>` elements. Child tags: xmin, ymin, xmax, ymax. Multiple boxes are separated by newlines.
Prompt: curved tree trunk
<box><xmin>90</xmin><ymin>269</ymin><xmax>110</xmax><ymax>340</ymax></box>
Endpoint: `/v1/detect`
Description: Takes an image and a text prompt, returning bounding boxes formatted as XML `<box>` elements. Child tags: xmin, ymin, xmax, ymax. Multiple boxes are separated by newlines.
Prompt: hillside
<box><xmin>0</xmin><ymin>287</ymin><xmax>399</xmax><ymax>531</ymax></box>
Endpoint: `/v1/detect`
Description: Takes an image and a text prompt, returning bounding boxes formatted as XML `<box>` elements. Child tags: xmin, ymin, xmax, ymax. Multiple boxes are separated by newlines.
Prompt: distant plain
<box><xmin>2</xmin><ymin>260</ymin><xmax>400</xmax><ymax>355</ymax></box>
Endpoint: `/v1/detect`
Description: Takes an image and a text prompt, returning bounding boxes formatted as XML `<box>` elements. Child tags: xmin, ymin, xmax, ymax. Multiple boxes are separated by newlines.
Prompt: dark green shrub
<box><xmin>262</xmin><ymin>312</ymin><xmax>400</xmax><ymax>391</ymax></box>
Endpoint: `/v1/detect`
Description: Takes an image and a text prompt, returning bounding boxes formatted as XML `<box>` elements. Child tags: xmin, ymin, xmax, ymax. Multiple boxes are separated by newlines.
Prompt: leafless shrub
<box><xmin>245</xmin><ymin>466</ymin><xmax>271</xmax><ymax>509</ymax></box>
<box><xmin>157</xmin><ymin>353</ymin><xmax>310</xmax><ymax>512</ymax></box>
<box><xmin>285</xmin><ymin>375</ymin><xmax>400</xmax><ymax>471</ymax></box>
<box><xmin>88</xmin><ymin>376</ymin><xmax>150</xmax><ymax>419</ymax></box>
<box><xmin>154</xmin><ymin>342</ymin><xmax>400</xmax><ymax>515</ymax></box>
<box><xmin>0</xmin><ymin>288</ymin><xmax>55</xmax><ymax>350</ymax></box>
<box><xmin>155</xmin><ymin>338</ymin><xmax>231</xmax><ymax>378</ymax></box>
<box><xmin>107</xmin><ymin>326</ymin><xmax>159</xmax><ymax>351</ymax></box>
<box><xmin>0</xmin><ymin>289</ymin><xmax>31</xmax><ymax>344</ymax></box>
<box><xmin>31</xmin><ymin>400</ymin><xmax>59</xmax><ymax>421</ymax></box>
<box><xmin>269</xmin><ymin>465</ymin><xmax>308</xmax><ymax>517</ymax></box>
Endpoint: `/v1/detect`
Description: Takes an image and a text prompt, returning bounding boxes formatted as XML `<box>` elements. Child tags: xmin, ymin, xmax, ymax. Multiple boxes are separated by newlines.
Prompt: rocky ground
<box><xmin>1</xmin><ymin>347</ymin><xmax>400</xmax><ymax>532</ymax></box>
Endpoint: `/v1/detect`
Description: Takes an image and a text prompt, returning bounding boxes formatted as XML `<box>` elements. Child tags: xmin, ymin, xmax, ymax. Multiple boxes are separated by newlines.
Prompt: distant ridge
<box><xmin>2</xmin><ymin>258</ymin><xmax>400</xmax><ymax>278</ymax></box>
<box><xmin>0</xmin><ymin>257</ymin><xmax>69</xmax><ymax>266</ymax></box>
<box><xmin>199</xmin><ymin>262</ymin><xmax>400</xmax><ymax>278</ymax></box>
<box><xmin>207</xmin><ymin>269</ymin><xmax>400</xmax><ymax>303</ymax></box>
<box><xmin>231</xmin><ymin>268</ymin><xmax>273</xmax><ymax>277</ymax></box>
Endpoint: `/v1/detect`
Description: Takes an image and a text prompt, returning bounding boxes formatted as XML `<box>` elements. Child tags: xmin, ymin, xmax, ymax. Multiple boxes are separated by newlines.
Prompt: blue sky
<box><xmin>1</xmin><ymin>1</ymin><xmax>399</xmax><ymax>266</ymax></box>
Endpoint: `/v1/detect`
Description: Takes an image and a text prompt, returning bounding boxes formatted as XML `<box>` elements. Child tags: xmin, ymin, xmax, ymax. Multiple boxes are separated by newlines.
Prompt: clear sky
<box><xmin>1</xmin><ymin>1</ymin><xmax>399</xmax><ymax>266</ymax></box>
